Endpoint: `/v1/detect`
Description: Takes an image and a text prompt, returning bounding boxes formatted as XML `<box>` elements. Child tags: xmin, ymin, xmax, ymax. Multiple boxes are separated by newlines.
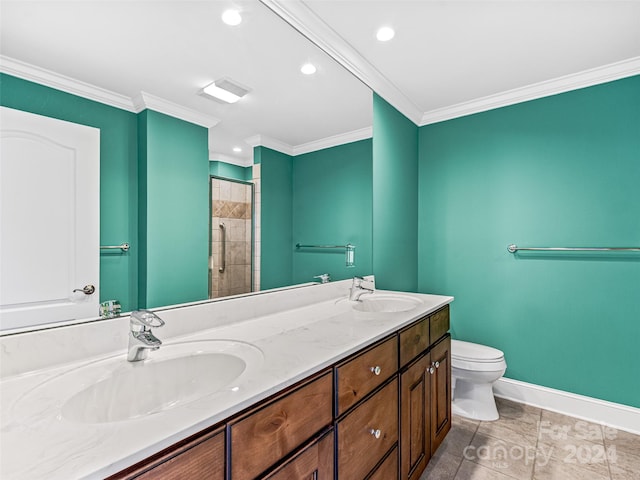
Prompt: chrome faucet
<box><xmin>313</xmin><ymin>273</ymin><xmax>331</xmax><ymax>284</ymax></box>
<box><xmin>127</xmin><ymin>310</ymin><xmax>165</xmax><ymax>362</ymax></box>
<box><xmin>349</xmin><ymin>276</ymin><xmax>375</xmax><ymax>301</ymax></box>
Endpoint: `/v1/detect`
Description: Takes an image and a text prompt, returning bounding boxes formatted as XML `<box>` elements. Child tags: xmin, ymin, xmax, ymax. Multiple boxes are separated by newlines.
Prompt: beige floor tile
<box><xmin>496</xmin><ymin>397</ymin><xmax>542</xmax><ymax>420</ymax></box>
<box><xmin>539</xmin><ymin>410</ymin><xmax>604</xmax><ymax>444</ymax></box>
<box><xmin>476</xmin><ymin>411</ymin><xmax>540</xmax><ymax>448</ymax></box>
<box><xmin>466</xmin><ymin>431</ymin><xmax>536</xmax><ymax>480</ymax></box>
<box><xmin>533</xmin><ymin>456</ymin><xmax>610</xmax><ymax>480</ymax></box>
<box><xmin>453</xmin><ymin>413</ymin><xmax>481</xmax><ymax>430</ymax></box>
<box><xmin>436</xmin><ymin>421</ymin><xmax>478</xmax><ymax>459</ymax></box>
<box><xmin>609</xmin><ymin>449</ymin><xmax>640</xmax><ymax>480</ymax></box>
<box><xmin>535</xmin><ymin>438</ymin><xmax>610</xmax><ymax>479</ymax></box>
<box><xmin>454</xmin><ymin>459</ymin><xmax>519</xmax><ymax>480</ymax></box>
<box><xmin>603</xmin><ymin>427</ymin><xmax>640</xmax><ymax>458</ymax></box>
<box><xmin>419</xmin><ymin>450</ymin><xmax>463</xmax><ymax>480</ymax></box>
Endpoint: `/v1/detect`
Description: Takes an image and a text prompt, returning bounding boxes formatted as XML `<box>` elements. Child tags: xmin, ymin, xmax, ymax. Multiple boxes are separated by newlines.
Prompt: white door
<box><xmin>0</xmin><ymin>107</ymin><xmax>100</xmax><ymax>331</ymax></box>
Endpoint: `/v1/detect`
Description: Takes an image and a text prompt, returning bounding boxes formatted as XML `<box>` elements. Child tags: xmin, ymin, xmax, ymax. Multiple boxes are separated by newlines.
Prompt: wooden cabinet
<box><xmin>430</xmin><ymin>304</ymin><xmax>450</xmax><ymax>345</ymax></box>
<box><xmin>107</xmin><ymin>427</ymin><xmax>225</xmax><ymax>480</ymax></box>
<box><xmin>430</xmin><ymin>335</ymin><xmax>452</xmax><ymax>454</ymax></box>
<box><xmin>369</xmin><ymin>447</ymin><xmax>399</xmax><ymax>480</ymax></box>
<box><xmin>399</xmin><ymin>305</ymin><xmax>451</xmax><ymax>480</ymax></box>
<box><xmin>336</xmin><ymin>336</ymin><xmax>398</xmax><ymax>415</ymax></box>
<box><xmin>399</xmin><ymin>316</ymin><xmax>429</xmax><ymax>366</ymax></box>
<box><xmin>400</xmin><ymin>354</ymin><xmax>431</xmax><ymax>480</ymax></box>
<box><xmin>229</xmin><ymin>371</ymin><xmax>333</xmax><ymax>480</ymax></box>
<box><xmin>112</xmin><ymin>304</ymin><xmax>452</xmax><ymax>480</ymax></box>
<box><xmin>337</xmin><ymin>378</ymin><xmax>398</xmax><ymax>479</ymax></box>
<box><xmin>264</xmin><ymin>430</ymin><xmax>334</xmax><ymax>480</ymax></box>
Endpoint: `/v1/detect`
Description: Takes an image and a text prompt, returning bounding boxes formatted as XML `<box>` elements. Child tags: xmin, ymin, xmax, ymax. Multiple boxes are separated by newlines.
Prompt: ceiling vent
<box><xmin>200</xmin><ymin>77</ymin><xmax>250</xmax><ymax>104</ymax></box>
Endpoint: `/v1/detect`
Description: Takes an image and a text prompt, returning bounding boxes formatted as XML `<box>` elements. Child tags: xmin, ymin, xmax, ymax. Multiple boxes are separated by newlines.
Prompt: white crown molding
<box><xmin>0</xmin><ymin>55</ymin><xmax>221</xmax><ymax>129</ymax></box>
<box><xmin>244</xmin><ymin>134</ymin><xmax>295</xmax><ymax>156</ymax></box>
<box><xmin>494</xmin><ymin>378</ymin><xmax>640</xmax><ymax>436</ymax></box>
<box><xmin>260</xmin><ymin>0</ymin><xmax>423</xmax><ymax>125</ymax></box>
<box><xmin>0</xmin><ymin>55</ymin><xmax>136</xmax><ymax>112</ymax></box>
<box><xmin>209</xmin><ymin>152</ymin><xmax>253</xmax><ymax>168</ymax></box>
<box><xmin>133</xmin><ymin>91</ymin><xmax>220</xmax><ymax>128</ymax></box>
<box><xmin>421</xmin><ymin>56</ymin><xmax>640</xmax><ymax>126</ymax></box>
<box><xmin>293</xmin><ymin>126</ymin><xmax>372</xmax><ymax>156</ymax></box>
<box><xmin>246</xmin><ymin>127</ymin><xmax>373</xmax><ymax>158</ymax></box>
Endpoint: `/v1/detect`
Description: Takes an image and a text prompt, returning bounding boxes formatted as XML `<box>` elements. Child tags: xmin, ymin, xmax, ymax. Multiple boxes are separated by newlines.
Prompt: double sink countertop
<box><xmin>0</xmin><ymin>280</ymin><xmax>453</xmax><ymax>479</ymax></box>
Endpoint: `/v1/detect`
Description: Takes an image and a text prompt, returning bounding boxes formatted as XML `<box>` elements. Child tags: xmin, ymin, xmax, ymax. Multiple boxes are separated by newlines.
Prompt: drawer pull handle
<box><xmin>370</xmin><ymin>428</ymin><xmax>382</xmax><ymax>439</ymax></box>
<box><xmin>370</xmin><ymin>366</ymin><xmax>381</xmax><ymax>376</ymax></box>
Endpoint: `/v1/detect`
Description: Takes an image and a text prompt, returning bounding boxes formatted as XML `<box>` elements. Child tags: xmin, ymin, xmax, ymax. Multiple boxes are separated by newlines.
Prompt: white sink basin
<box><xmin>13</xmin><ymin>340</ymin><xmax>263</xmax><ymax>424</ymax></box>
<box><xmin>352</xmin><ymin>294</ymin><xmax>422</xmax><ymax>313</ymax></box>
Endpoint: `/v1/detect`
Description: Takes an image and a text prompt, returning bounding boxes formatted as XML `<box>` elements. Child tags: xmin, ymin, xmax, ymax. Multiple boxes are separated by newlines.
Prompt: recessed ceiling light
<box><xmin>232</xmin><ymin>147</ymin><xmax>242</xmax><ymax>153</ymax></box>
<box><xmin>222</xmin><ymin>9</ymin><xmax>242</xmax><ymax>26</ymax></box>
<box><xmin>300</xmin><ymin>63</ymin><xmax>317</xmax><ymax>75</ymax></box>
<box><xmin>376</xmin><ymin>26</ymin><xmax>395</xmax><ymax>42</ymax></box>
<box><xmin>201</xmin><ymin>78</ymin><xmax>250</xmax><ymax>104</ymax></box>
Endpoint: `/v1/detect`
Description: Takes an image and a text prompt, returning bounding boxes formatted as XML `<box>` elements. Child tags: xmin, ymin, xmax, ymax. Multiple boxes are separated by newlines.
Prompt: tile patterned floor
<box><xmin>420</xmin><ymin>397</ymin><xmax>640</xmax><ymax>480</ymax></box>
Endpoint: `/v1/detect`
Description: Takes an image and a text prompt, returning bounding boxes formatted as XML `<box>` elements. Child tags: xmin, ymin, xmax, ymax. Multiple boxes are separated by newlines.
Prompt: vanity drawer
<box><xmin>369</xmin><ymin>446</ymin><xmax>399</xmax><ymax>480</ymax></box>
<box><xmin>336</xmin><ymin>335</ymin><xmax>398</xmax><ymax>415</ymax></box>
<box><xmin>430</xmin><ymin>305</ymin><xmax>450</xmax><ymax>344</ymax></box>
<box><xmin>229</xmin><ymin>371</ymin><xmax>333</xmax><ymax>480</ymax></box>
<box><xmin>337</xmin><ymin>377</ymin><xmax>398</xmax><ymax>479</ymax></box>
<box><xmin>399</xmin><ymin>316</ymin><xmax>429</xmax><ymax>367</ymax></box>
<box><xmin>122</xmin><ymin>428</ymin><xmax>225</xmax><ymax>480</ymax></box>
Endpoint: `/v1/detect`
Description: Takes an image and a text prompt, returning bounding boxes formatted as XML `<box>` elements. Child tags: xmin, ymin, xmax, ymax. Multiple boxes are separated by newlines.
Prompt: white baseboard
<box><xmin>494</xmin><ymin>378</ymin><xmax>640</xmax><ymax>436</ymax></box>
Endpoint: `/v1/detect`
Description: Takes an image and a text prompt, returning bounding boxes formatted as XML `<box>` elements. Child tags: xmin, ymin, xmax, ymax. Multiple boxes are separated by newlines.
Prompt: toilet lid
<box><xmin>452</xmin><ymin>339</ymin><xmax>504</xmax><ymax>362</ymax></box>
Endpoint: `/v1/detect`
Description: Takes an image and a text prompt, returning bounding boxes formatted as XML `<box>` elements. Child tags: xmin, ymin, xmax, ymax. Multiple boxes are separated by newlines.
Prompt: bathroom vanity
<box><xmin>0</xmin><ymin>280</ymin><xmax>453</xmax><ymax>479</ymax></box>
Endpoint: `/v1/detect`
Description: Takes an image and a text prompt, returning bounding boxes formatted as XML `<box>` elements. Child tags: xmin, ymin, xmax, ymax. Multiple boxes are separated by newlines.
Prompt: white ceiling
<box><xmin>2</xmin><ymin>1</ymin><xmax>640</xmax><ymax>165</ymax></box>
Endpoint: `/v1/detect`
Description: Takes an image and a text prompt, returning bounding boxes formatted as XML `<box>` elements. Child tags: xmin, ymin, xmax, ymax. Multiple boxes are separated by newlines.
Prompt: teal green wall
<box><xmin>418</xmin><ymin>75</ymin><xmax>640</xmax><ymax>408</ymax></box>
<box><xmin>372</xmin><ymin>94</ymin><xmax>419</xmax><ymax>291</ymax></box>
<box><xmin>209</xmin><ymin>161</ymin><xmax>252</xmax><ymax>181</ymax></box>
<box><xmin>292</xmin><ymin>139</ymin><xmax>373</xmax><ymax>284</ymax></box>
<box><xmin>138</xmin><ymin>110</ymin><xmax>210</xmax><ymax>308</ymax></box>
<box><xmin>259</xmin><ymin>146</ymin><xmax>294</xmax><ymax>289</ymax></box>
<box><xmin>0</xmin><ymin>74</ymin><xmax>139</xmax><ymax>312</ymax></box>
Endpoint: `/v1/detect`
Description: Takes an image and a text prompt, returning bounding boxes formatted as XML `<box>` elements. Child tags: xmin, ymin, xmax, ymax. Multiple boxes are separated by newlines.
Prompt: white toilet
<box><xmin>451</xmin><ymin>339</ymin><xmax>507</xmax><ymax>421</ymax></box>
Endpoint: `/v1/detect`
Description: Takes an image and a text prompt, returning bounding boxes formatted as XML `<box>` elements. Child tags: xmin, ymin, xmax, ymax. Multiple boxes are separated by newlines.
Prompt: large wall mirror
<box><xmin>0</xmin><ymin>0</ymin><xmax>373</xmax><ymax>332</ymax></box>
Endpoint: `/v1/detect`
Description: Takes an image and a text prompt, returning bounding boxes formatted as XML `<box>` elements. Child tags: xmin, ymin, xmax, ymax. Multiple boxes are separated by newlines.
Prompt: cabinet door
<box><xmin>264</xmin><ymin>430</ymin><xmax>333</xmax><ymax>480</ymax></box>
<box><xmin>430</xmin><ymin>335</ymin><xmax>451</xmax><ymax>454</ymax></box>
<box><xmin>400</xmin><ymin>354</ymin><xmax>431</xmax><ymax>480</ymax></box>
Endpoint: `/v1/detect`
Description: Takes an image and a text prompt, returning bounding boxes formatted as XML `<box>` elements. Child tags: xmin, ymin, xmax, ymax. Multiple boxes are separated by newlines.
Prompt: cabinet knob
<box><xmin>370</xmin><ymin>429</ymin><xmax>382</xmax><ymax>439</ymax></box>
<box><xmin>434</xmin><ymin>361</ymin><xmax>440</xmax><ymax>369</ymax></box>
<box><xmin>370</xmin><ymin>366</ymin><xmax>381</xmax><ymax>376</ymax></box>
<box><xmin>428</xmin><ymin>365</ymin><xmax>435</xmax><ymax>375</ymax></box>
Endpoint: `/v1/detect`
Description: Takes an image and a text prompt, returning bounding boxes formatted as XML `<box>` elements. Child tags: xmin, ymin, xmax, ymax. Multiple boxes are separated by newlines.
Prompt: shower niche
<box><xmin>210</xmin><ymin>177</ymin><xmax>253</xmax><ymax>299</ymax></box>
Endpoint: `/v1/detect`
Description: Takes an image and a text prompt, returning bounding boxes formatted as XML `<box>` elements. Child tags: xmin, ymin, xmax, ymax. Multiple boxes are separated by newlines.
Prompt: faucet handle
<box><xmin>130</xmin><ymin>310</ymin><xmax>165</xmax><ymax>329</ymax></box>
<box><xmin>314</xmin><ymin>273</ymin><xmax>331</xmax><ymax>284</ymax></box>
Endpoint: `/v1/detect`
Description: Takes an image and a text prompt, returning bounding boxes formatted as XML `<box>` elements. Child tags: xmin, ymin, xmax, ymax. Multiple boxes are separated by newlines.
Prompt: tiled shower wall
<box><xmin>210</xmin><ymin>178</ymin><xmax>253</xmax><ymax>298</ymax></box>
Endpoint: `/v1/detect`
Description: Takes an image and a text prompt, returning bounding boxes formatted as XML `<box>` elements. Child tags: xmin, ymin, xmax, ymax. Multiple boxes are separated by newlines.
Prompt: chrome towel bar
<box><xmin>296</xmin><ymin>243</ymin><xmax>352</xmax><ymax>249</ymax></box>
<box><xmin>296</xmin><ymin>243</ymin><xmax>356</xmax><ymax>267</ymax></box>
<box><xmin>507</xmin><ymin>244</ymin><xmax>640</xmax><ymax>253</ymax></box>
<box><xmin>100</xmin><ymin>243</ymin><xmax>130</xmax><ymax>252</ymax></box>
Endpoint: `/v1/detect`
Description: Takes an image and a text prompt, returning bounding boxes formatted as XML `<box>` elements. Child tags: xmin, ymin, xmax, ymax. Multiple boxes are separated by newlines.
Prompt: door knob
<box><xmin>73</xmin><ymin>284</ymin><xmax>95</xmax><ymax>295</ymax></box>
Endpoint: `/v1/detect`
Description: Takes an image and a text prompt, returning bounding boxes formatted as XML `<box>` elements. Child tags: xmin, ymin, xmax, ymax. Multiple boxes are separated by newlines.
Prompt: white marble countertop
<box><xmin>0</xmin><ymin>281</ymin><xmax>453</xmax><ymax>479</ymax></box>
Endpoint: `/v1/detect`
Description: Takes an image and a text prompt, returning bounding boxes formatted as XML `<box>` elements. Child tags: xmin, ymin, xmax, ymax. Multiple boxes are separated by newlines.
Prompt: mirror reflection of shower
<box><xmin>210</xmin><ymin>177</ymin><xmax>253</xmax><ymax>299</ymax></box>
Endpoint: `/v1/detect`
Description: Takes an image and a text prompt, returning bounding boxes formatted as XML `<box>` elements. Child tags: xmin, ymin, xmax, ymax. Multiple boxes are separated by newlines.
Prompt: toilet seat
<box><xmin>451</xmin><ymin>340</ymin><xmax>505</xmax><ymax>372</ymax></box>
